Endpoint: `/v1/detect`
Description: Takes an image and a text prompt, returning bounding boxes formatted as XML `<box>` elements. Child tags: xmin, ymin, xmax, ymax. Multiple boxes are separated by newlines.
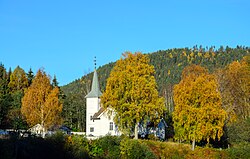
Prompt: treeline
<box><xmin>0</xmin><ymin>65</ymin><xmax>60</xmax><ymax>130</ymax></box>
<box><xmin>1</xmin><ymin>46</ymin><xmax>249</xmax><ymax>133</ymax></box>
<box><xmin>61</xmin><ymin>45</ymin><xmax>250</xmax><ymax>132</ymax></box>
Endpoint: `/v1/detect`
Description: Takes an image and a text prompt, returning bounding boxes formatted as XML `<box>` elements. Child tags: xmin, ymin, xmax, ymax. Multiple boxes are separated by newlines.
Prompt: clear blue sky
<box><xmin>1</xmin><ymin>0</ymin><xmax>249</xmax><ymax>86</ymax></box>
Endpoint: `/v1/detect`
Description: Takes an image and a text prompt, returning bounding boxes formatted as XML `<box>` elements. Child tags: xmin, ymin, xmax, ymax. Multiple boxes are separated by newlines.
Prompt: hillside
<box><xmin>61</xmin><ymin>46</ymin><xmax>250</xmax><ymax>131</ymax></box>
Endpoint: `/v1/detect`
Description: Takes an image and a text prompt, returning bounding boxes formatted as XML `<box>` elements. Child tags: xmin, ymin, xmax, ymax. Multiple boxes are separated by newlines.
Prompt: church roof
<box><xmin>85</xmin><ymin>69</ymin><xmax>102</xmax><ymax>98</ymax></box>
<box><xmin>92</xmin><ymin>107</ymin><xmax>105</xmax><ymax>119</ymax></box>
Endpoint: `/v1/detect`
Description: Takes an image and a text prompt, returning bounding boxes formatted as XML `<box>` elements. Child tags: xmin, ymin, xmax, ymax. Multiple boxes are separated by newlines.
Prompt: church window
<box><xmin>90</xmin><ymin>127</ymin><xmax>94</xmax><ymax>132</ymax></box>
<box><xmin>109</xmin><ymin>122</ymin><xmax>113</xmax><ymax>131</ymax></box>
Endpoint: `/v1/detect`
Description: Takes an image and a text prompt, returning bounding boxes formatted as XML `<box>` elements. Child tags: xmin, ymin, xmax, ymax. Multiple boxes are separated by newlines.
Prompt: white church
<box><xmin>85</xmin><ymin>69</ymin><xmax>120</xmax><ymax>139</ymax></box>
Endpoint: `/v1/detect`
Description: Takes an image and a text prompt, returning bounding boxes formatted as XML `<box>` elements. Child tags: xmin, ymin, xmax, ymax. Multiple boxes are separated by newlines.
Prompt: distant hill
<box><xmin>61</xmin><ymin>46</ymin><xmax>250</xmax><ymax>131</ymax></box>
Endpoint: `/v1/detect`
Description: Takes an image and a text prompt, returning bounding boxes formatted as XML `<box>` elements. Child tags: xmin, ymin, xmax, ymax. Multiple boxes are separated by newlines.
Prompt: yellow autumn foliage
<box><xmin>101</xmin><ymin>52</ymin><xmax>165</xmax><ymax>137</ymax></box>
<box><xmin>173</xmin><ymin>65</ymin><xmax>227</xmax><ymax>147</ymax></box>
<box><xmin>21</xmin><ymin>69</ymin><xmax>62</xmax><ymax>129</ymax></box>
<box><xmin>217</xmin><ymin>57</ymin><xmax>250</xmax><ymax>120</ymax></box>
<box><xmin>8</xmin><ymin>66</ymin><xmax>28</xmax><ymax>92</ymax></box>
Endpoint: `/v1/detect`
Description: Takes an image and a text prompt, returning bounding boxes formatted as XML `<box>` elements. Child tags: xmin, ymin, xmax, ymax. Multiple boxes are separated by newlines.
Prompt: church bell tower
<box><xmin>85</xmin><ymin>57</ymin><xmax>102</xmax><ymax>136</ymax></box>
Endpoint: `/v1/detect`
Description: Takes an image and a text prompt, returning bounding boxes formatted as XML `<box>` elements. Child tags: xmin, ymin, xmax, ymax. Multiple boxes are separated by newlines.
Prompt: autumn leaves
<box><xmin>173</xmin><ymin>65</ymin><xmax>226</xmax><ymax>150</ymax></box>
<box><xmin>21</xmin><ymin>69</ymin><xmax>62</xmax><ymax>133</ymax></box>
<box><xmin>16</xmin><ymin>51</ymin><xmax>249</xmax><ymax>147</ymax></box>
<box><xmin>101</xmin><ymin>52</ymin><xmax>249</xmax><ymax>150</ymax></box>
<box><xmin>173</xmin><ymin>56</ymin><xmax>250</xmax><ymax>150</ymax></box>
<box><xmin>101</xmin><ymin>52</ymin><xmax>165</xmax><ymax>139</ymax></box>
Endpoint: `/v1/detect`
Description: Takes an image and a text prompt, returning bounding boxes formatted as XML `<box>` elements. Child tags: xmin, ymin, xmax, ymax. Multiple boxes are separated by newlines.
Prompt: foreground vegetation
<box><xmin>1</xmin><ymin>133</ymin><xmax>250</xmax><ymax>159</ymax></box>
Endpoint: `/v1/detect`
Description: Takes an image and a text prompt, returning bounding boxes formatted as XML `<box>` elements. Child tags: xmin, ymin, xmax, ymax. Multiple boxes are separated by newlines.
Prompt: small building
<box><xmin>29</xmin><ymin>124</ymin><xmax>45</xmax><ymax>136</ymax></box>
<box><xmin>138</xmin><ymin>118</ymin><xmax>168</xmax><ymax>140</ymax></box>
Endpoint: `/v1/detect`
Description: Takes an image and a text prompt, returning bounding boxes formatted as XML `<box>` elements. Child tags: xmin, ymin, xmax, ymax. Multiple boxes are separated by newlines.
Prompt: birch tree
<box><xmin>21</xmin><ymin>69</ymin><xmax>62</xmax><ymax>136</ymax></box>
<box><xmin>173</xmin><ymin>65</ymin><xmax>227</xmax><ymax>150</ymax></box>
<box><xmin>101</xmin><ymin>52</ymin><xmax>165</xmax><ymax>139</ymax></box>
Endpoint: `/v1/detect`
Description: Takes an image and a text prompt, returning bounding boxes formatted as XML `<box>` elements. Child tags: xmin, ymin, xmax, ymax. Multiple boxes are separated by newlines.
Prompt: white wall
<box><xmin>93</xmin><ymin>112</ymin><xmax>119</xmax><ymax>137</ymax></box>
<box><xmin>86</xmin><ymin>97</ymin><xmax>120</xmax><ymax>138</ymax></box>
<box><xmin>86</xmin><ymin>97</ymin><xmax>100</xmax><ymax>136</ymax></box>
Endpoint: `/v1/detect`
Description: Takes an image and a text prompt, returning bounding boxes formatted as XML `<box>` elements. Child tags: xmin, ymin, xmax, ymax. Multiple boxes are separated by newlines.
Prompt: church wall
<box><xmin>86</xmin><ymin>98</ymin><xmax>100</xmax><ymax>136</ymax></box>
<box><xmin>93</xmin><ymin>112</ymin><xmax>119</xmax><ymax>137</ymax></box>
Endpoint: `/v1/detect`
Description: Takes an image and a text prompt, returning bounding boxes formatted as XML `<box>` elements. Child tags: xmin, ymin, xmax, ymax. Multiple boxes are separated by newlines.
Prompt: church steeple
<box><xmin>85</xmin><ymin>57</ymin><xmax>102</xmax><ymax>98</ymax></box>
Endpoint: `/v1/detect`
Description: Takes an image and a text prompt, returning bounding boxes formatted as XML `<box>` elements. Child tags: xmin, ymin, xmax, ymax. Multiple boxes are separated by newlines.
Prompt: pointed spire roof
<box><xmin>85</xmin><ymin>69</ymin><xmax>102</xmax><ymax>98</ymax></box>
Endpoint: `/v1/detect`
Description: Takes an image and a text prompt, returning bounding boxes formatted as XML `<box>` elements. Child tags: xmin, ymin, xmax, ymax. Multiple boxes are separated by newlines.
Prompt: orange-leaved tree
<box><xmin>216</xmin><ymin>57</ymin><xmax>250</xmax><ymax>121</ymax></box>
<box><xmin>21</xmin><ymin>69</ymin><xmax>62</xmax><ymax>135</ymax></box>
<box><xmin>101</xmin><ymin>52</ymin><xmax>165</xmax><ymax>139</ymax></box>
<box><xmin>173</xmin><ymin>64</ymin><xmax>227</xmax><ymax>150</ymax></box>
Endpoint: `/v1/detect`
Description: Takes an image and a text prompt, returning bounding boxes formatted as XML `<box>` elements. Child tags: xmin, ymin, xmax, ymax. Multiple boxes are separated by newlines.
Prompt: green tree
<box><xmin>6</xmin><ymin>66</ymin><xmax>29</xmax><ymax>129</ymax></box>
<box><xmin>173</xmin><ymin>65</ymin><xmax>227</xmax><ymax>150</ymax></box>
<box><xmin>8</xmin><ymin>66</ymin><xmax>28</xmax><ymax>92</ymax></box>
<box><xmin>0</xmin><ymin>64</ymin><xmax>11</xmax><ymax>128</ymax></box>
<box><xmin>52</xmin><ymin>75</ymin><xmax>59</xmax><ymax>88</ymax></box>
<box><xmin>101</xmin><ymin>52</ymin><xmax>165</xmax><ymax>139</ymax></box>
<box><xmin>21</xmin><ymin>69</ymin><xmax>62</xmax><ymax>136</ymax></box>
<box><xmin>62</xmin><ymin>92</ymin><xmax>85</xmax><ymax>131</ymax></box>
<box><xmin>27</xmin><ymin>68</ymin><xmax>34</xmax><ymax>86</ymax></box>
<box><xmin>7</xmin><ymin>89</ymin><xmax>28</xmax><ymax>130</ymax></box>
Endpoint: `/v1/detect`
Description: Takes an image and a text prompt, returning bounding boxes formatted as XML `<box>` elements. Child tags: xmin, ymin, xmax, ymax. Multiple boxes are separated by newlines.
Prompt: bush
<box><xmin>120</xmin><ymin>138</ymin><xmax>157</xmax><ymax>159</ymax></box>
<box><xmin>227</xmin><ymin>118</ymin><xmax>250</xmax><ymax>143</ymax></box>
<box><xmin>226</xmin><ymin>142</ymin><xmax>250</xmax><ymax>159</ymax></box>
<box><xmin>186</xmin><ymin>147</ymin><xmax>228</xmax><ymax>159</ymax></box>
<box><xmin>144</xmin><ymin>140</ymin><xmax>191</xmax><ymax>159</ymax></box>
<box><xmin>67</xmin><ymin>135</ymin><xmax>90</xmax><ymax>158</ymax></box>
<box><xmin>94</xmin><ymin>135</ymin><xmax>122</xmax><ymax>159</ymax></box>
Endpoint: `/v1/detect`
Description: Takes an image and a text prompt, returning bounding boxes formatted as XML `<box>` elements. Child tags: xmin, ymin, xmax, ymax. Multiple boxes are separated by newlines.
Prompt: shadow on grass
<box><xmin>0</xmin><ymin>132</ymin><xmax>89</xmax><ymax>159</ymax></box>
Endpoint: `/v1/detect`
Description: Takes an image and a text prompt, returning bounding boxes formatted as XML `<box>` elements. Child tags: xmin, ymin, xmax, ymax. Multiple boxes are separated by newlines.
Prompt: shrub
<box><xmin>227</xmin><ymin>118</ymin><xmax>250</xmax><ymax>143</ymax></box>
<box><xmin>94</xmin><ymin>135</ymin><xmax>122</xmax><ymax>159</ymax></box>
<box><xmin>186</xmin><ymin>147</ymin><xmax>229</xmax><ymax>159</ymax></box>
<box><xmin>68</xmin><ymin>135</ymin><xmax>90</xmax><ymax>158</ymax></box>
<box><xmin>88</xmin><ymin>141</ymin><xmax>104</xmax><ymax>158</ymax></box>
<box><xmin>144</xmin><ymin>140</ymin><xmax>191</xmax><ymax>159</ymax></box>
<box><xmin>226</xmin><ymin>142</ymin><xmax>250</xmax><ymax>159</ymax></box>
<box><xmin>47</xmin><ymin>132</ymin><xmax>90</xmax><ymax>159</ymax></box>
<box><xmin>120</xmin><ymin>138</ymin><xmax>157</xmax><ymax>159</ymax></box>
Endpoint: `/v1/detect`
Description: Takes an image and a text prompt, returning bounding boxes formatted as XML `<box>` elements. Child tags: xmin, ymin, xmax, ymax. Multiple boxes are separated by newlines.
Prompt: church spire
<box><xmin>85</xmin><ymin>57</ymin><xmax>102</xmax><ymax>98</ymax></box>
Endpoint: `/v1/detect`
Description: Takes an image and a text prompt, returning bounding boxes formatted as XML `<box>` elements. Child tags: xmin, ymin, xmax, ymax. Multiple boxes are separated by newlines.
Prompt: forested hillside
<box><xmin>61</xmin><ymin>45</ymin><xmax>250</xmax><ymax>131</ymax></box>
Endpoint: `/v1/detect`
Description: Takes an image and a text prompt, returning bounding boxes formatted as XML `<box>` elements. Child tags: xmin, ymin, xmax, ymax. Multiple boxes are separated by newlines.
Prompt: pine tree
<box><xmin>52</xmin><ymin>75</ymin><xmax>59</xmax><ymax>88</ymax></box>
<box><xmin>27</xmin><ymin>68</ymin><xmax>34</xmax><ymax>86</ymax></box>
<box><xmin>0</xmin><ymin>64</ymin><xmax>11</xmax><ymax>128</ymax></box>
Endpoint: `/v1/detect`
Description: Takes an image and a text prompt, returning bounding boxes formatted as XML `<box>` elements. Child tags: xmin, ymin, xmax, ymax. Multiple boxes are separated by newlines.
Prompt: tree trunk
<box><xmin>192</xmin><ymin>139</ymin><xmax>195</xmax><ymax>151</ymax></box>
<box><xmin>41</xmin><ymin>122</ymin><xmax>46</xmax><ymax>138</ymax></box>
<box><xmin>134</xmin><ymin>123</ymin><xmax>138</xmax><ymax>139</ymax></box>
<box><xmin>41</xmin><ymin>109</ymin><xmax>45</xmax><ymax>138</ymax></box>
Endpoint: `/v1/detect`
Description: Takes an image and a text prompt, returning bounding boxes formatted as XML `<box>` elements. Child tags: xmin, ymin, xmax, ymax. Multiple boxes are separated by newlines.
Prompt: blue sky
<box><xmin>1</xmin><ymin>0</ymin><xmax>249</xmax><ymax>86</ymax></box>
